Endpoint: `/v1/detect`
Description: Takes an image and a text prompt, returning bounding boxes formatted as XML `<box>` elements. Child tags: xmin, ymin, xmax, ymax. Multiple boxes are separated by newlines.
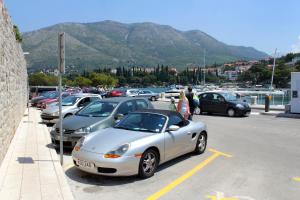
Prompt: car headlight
<box><xmin>51</xmin><ymin>111</ymin><xmax>59</xmax><ymax>116</ymax></box>
<box><xmin>104</xmin><ymin>144</ymin><xmax>130</xmax><ymax>158</ymax></box>
<box><xmin>236</xmin><ymin>104</ymin><xmax>244</xmax><ymax>109</ymax></box>
<box><xmin>73</xmin><ymin>136</ymin><xmax>85</xmax><ymax>151</ymax></box>
<box><xmin>74</xmin><ymin>127</ymin><xmax>92</xmax><ymax>134</ymax></box>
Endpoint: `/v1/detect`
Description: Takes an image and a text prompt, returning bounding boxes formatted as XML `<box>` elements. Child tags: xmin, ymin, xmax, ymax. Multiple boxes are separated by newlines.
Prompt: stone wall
<box><xmin>0</xmin><ymin>0</ymin><xmax>28</xmax><ymax>164</ymax></box>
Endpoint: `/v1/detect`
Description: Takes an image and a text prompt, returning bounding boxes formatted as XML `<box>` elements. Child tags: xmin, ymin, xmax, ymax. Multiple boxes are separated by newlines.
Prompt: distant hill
<box><xmin>22</xmin><ymin>20</ymin><xmax>268</xmax><ymax>71</ymax></box>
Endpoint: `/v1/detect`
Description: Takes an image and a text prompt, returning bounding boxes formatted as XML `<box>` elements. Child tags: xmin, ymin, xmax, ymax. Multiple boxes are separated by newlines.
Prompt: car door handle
<box><xmin>187</xmin><ymin>132</ymin><xmax>192</xmax><ymax>135</ymax></box>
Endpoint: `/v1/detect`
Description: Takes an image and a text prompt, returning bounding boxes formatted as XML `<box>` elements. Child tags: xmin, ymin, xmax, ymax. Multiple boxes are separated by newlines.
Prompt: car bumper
<box><xmin>50</xmin><ymin>131</ymin><xmax>84</xmax><ymax>148</ymax></box>
<box><xmin>41</xmin><ymin>114</ymin><xmax>59</xmax><ymax>123</ymax></box>
<box><xmin>72</xmin><ymin>149</ymin><xmax>140</xmax><ymax>176</ymax></box>
<box><xmin>236</xmin><ymin>107</ymin><xmax>251</xmax><ymax>116</ymax></box>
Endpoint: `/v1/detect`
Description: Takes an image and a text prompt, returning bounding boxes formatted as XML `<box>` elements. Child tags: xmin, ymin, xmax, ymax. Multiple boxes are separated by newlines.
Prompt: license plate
<box><xmin>55</xmin><ymin>135</ymin><xmax>68</xmax><ymax>141</ymax></box>
<box><xmin>77</xmin><ymin>160</ymin><xmax>94</xmax><ymax>169</ymax></box>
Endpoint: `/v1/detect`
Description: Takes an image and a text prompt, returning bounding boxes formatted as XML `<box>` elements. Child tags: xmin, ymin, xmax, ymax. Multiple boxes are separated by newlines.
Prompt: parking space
<box><xmin>50</xmin><ymin>102</ymin><xmax>300</xmax><ymax>200</ymax></box>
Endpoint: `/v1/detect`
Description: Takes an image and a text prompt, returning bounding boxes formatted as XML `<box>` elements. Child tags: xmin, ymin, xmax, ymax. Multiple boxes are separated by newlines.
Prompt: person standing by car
<box><xmin>186</xmin><ymin>86</ymin><xmax>196</xmax><ymax>120</ymax></box>
<box><xmin>176</xmin><ymin>91</ymin><xmax>190</xmax><ymax>120</ymax></box>
<box><xmin>169</xmin><ymin>97</ymin><xmax>177</xmax><ymax>111</ymax></box>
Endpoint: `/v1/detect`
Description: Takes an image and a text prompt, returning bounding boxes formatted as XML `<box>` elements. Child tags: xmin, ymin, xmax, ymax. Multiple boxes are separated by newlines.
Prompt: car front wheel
<box><xmin>138</xmin><ymin>149</ymin><xmax>158</xmax><ymax>178</ymax></box>
<box><xmin>194</xmin><ymin>107</ymin><xmax>202</xmax><ymax>115</ymax></box>
<box><xmin>227</xmin><ymin>108</ymin><xmax>235</xmax><ymax>117</ymax></box>
<box><xmin>194</xmin><ymin>132</ymin><xmax>207</xmax><ymax>154</ymax></box>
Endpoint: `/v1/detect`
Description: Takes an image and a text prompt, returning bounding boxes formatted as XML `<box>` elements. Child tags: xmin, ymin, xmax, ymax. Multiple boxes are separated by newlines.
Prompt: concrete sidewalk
<box><xmin>0</xmin><ymin>108</ymin><xmax>74</xmax><ymax>200</ymax></box>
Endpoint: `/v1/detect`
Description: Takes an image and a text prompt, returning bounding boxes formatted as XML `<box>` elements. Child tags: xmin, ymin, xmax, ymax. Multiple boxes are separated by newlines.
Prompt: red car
<box><xmin>37</xmin><ymin>92</ymin><xmax>70</xmax><ymax>109</ymax></box>
<box><xmin>107</xmin><ymin>90</ymin><xmax>125</xmax><ymax>97</ymax></box>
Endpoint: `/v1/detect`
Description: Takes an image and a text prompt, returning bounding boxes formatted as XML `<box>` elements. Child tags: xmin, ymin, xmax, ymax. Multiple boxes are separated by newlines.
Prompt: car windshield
<box><xmin>76</xmin><ymin>101</ymin><xmax>118</xmax><ymax>117</ymax></box>
<box><xmin>222</xmin><ymin>93</ymin><xmax>237</xmax><ymax>101</ymax></box>
<box><xmin>47</xmin><ymin>92</ymin><xmax>58</xmax><ymax>99</ymax></box>
<box><xmin>42</xmin><ymin>91</ymin><xmax>55</xmax><ymax>98</ymax></box>
<box><xmin>115</xmin><ymin>113</ymin><xmax>167</xmax><ymax>133</ymax></box>
<box><xmin>62</xmin><ymin>96</ymin><xmax>80</xmax><ymax>106</ymax></box>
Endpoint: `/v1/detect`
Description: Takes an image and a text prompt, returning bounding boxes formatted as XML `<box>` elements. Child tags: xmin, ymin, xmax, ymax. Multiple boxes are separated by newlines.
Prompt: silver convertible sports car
<box><xmin>72</xmin><ymin>109</ymin><xmax>207</xmax><ymax>178</ymax></box>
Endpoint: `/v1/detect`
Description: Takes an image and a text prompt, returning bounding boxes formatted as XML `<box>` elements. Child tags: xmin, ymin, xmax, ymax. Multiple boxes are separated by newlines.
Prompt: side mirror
<box><xmin>167</xmin><ymin>125</ymin><xmax>180</xmax><ymax>132</ymax></box>
<box><xmin>114</xmin><ymin>113</ymin><xmax>124</xmax><ymax>121</ymax></box>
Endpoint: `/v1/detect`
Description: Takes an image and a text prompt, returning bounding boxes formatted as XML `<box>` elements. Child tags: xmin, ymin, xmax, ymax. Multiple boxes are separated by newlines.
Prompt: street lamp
<box><xmin>270</xmin><ymin>48</ymin><xmax>277</xmax><ymax>91</ymax></box>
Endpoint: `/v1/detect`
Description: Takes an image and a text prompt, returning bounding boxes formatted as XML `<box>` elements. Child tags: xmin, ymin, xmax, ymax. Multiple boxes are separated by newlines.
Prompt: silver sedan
<box><xmin>72</xmin><ymin>109</ymin><xmax>207</xmax><ymax>178</ymax></box>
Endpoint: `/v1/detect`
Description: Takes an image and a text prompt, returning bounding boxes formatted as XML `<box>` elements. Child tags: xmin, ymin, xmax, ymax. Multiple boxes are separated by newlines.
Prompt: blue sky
<box><xmin>4</xmin><ymin>0</ymin><xmax>300</xmax><ymax>55</ymax></box>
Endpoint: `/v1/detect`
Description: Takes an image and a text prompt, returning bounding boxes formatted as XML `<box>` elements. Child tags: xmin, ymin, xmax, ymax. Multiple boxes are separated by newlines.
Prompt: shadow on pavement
<box><xmin>45</xmin><ymin>143</ymin><xmax>73</xmax><ymax>156</ymax></box>
<box><xmin>64</xmin><ymin>152</ymin><xmax>199</xmax><ymax>186</ymax></box>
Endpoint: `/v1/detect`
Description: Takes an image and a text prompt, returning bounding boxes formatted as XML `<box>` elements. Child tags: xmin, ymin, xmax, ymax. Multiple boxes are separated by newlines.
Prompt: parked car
<box><xmin>41</xmin><ymin>93</ymin><xmax>102</xmax><ymax>124</ymax></box>
<box><xmin>72</xmin><ymin>109</ymin><xmax>207</xmax><ymax>178</ymax></box>
<box><xmin>125</xmin><ymin>89</ymin><xmax>139</xmax><ymax>97</ymax></box>
<box><xmin>37</xmin><ymin>92</ymin><xmax>70</xmax><ymax>109</ymax></box>
<box><xmin>36</xmin><ymin>92</ymin><xmax>71</xmax><ymax>109</ymax></box>
<box><xmin>107</xmin><ymin>90</ymin><xmax>125</xmax><ymax>97</ymax></box>
<box><xmin>31</xmin><ymin>91</ymin><xmax>57</xmax><ymax>107</ymax></box>
<box><xmin>29</xmin><ymin>86</ymin><xmax>58</xmax><ymax>100</ymax></box>
<box><xmin>51</xmin><ymin>97</ymin><xmax>154</xmax><ymax>148</ymax></box>
<box><xmin>195</xmin><ymin>92</ymin><xmax>251</xmax><ymax>117</ymax></box>
<box><xmin>136</xmin><ymin>90</ymin><xmax>159</xmax><ymax>101</ymax></box>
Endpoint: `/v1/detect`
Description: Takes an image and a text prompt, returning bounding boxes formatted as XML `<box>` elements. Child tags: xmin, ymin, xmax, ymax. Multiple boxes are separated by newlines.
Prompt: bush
<box><xmin>13</xmin><ymin>25</ymin><xmax>22</xmax><ymax>43</ymax></box>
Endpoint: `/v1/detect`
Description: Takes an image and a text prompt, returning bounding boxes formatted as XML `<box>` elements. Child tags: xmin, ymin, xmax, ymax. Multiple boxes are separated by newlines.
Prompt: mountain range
<box><xmin>22</xmin><ymin>20</ymin><xmax>268</xmax><ymax>71</ymax></box>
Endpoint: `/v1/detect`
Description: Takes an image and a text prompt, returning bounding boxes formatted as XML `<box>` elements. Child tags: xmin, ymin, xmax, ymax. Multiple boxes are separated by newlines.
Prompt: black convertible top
<box><xmin>135</xmin><ymin>109</ymin><xmax>181</xmax><ymax>117</ymax></box>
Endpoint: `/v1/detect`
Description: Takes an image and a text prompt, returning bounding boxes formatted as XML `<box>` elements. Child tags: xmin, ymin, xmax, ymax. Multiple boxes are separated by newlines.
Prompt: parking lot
<box><xmin>52</xmin><ymin>101</ymin><xmax>300</xmax><ymax>200</ymax></box>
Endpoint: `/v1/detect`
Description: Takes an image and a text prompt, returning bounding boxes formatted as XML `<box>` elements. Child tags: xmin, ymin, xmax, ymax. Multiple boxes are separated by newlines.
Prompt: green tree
<box><xmin>89</xmin><ymin>72</ymin><xmax>118</xmax><ymax>87</ymax></box>
<box><xmin>273</xmin><ymin>63</ymin><xmax>291</xmax><ymax>88</ymax></box>
<box><xmin>29</xmin><ymin>72</ymin><xmax>57</xmax><ymax>86</ymax></box>
<box><xmin>74</xmin><ymin>76</ymin><xmax>92</xmax><ymax>87</ymax></box>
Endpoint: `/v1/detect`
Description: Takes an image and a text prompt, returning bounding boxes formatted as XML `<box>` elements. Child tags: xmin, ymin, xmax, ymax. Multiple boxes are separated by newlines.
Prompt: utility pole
<box><xmin>58</xmin><ymin>33</ymin><xmax>65</xmax><ymax>165</ymax></box>
<box><xmin>270</xmin><ymin>48</ymin><xmax>277</xmax><ymax>91</ymax></box>
<box><xmin>203</xmin><ymin>49</ymin><xmax>206</xmax><ymax>86</ymax></box>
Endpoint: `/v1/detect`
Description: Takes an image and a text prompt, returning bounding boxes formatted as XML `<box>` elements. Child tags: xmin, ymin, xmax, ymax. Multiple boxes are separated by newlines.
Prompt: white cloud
<box><xmin>291</xmin><ymin>35</ymin><xmax>300</xmax><ymax>53</ymax></box>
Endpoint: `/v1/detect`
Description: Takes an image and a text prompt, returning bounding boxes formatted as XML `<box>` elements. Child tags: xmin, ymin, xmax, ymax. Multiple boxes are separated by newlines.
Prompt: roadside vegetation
<box><xmin>29</xmin><ymin>53</ymin><xmax>300</xmax><ymax>88</ymax></box>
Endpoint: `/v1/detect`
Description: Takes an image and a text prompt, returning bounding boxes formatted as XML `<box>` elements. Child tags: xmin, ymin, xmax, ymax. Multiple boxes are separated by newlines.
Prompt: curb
<box><xmin>157</xmin><ymin>99</ymin><xmax>285</xmax><ymax>111</ymax></box>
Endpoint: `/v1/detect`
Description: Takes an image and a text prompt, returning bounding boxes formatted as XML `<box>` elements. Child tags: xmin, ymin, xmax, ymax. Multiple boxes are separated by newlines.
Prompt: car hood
<box><xmin>45</xmin><ymin>99</ymin><xmax>57</xmax><ymax>103</ymax></box>
<box><xmin>62</xmin><ymin>115</ymin><xmax>107</xmax><ymax>130</ymax></box>
<box><xmin>82</xmin><ymin>128</ymin><xmax>153</xmax><ymax>154</ymax></box>
<box><xmin>31</xmin><ymin>96</ymin><xmax>45</xmax><ymax>103</ymax></box>
<box><xmin>42</xmin><ymin>105</ymin><xmax>70</xmax><ymax>114</ymax></box>
<box><xmin>40</xmin><ymin>98</ymin><xmax>55</xmax><ymax>103</ymax></box>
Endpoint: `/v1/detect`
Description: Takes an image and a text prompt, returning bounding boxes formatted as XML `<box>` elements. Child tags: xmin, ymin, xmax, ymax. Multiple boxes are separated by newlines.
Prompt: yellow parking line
<box><xmin>146</xmin><ymin>149</ymin><xmax>232</xmax><ymax>200</ymax></box>
<box><xmin>293</xmin><ymin>177</ymin><xmax>300</xmax><ymax>182</ymax></box>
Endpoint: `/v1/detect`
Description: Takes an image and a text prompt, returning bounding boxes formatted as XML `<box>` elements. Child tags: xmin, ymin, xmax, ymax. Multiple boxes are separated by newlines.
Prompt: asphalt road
<box><xmin>54</xmin><ymin>102</ymin><xmax>300</xmax><ymax>200</ymax></box>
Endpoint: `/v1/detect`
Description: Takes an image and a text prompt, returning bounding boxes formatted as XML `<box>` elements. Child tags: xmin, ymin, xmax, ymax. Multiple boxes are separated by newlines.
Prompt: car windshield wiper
<box><xmin>140</xmin><ymin>128</ymin><xmax>157</xmax><ymax>133</ymax></box>
<box><xmin>114</xmin><ymin>126</ymin><xmax>131</xmax><ymax>130</ymax></box>
<box><xmin>134</xmin><ymin>128</ymin><xmax>158</xmax><ymax>133</ymax></box>
<box><xmin>76</xmin><ymin>114</ymin><xmax>90</xmax><ymax>117</ymax></box>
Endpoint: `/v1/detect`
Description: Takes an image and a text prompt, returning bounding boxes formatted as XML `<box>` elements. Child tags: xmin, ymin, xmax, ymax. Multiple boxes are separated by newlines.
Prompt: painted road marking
<box><xmin>293</xmin><ymin>177</ymin><xmax>300</xmax><ymax>182</ymax></box>
<box><xmin>206</xmin><ymin>192</ymin><xmax>256</xmax><ymax>200</ymax></box>
<box><xmin>146</xmin><ymin>148</ymin><xmax>232</xmax><ymax>200</ymax></box>
<box><xmin>207</xmin><ymin>191</ymin><xmax>238</xmax><ymax>200</ymax></box>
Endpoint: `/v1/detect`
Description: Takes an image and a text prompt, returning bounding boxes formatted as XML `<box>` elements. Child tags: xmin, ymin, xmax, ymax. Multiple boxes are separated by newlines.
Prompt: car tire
<box><xmin>151</xmin><ymin>96</ymin><xmax>156</xmax><ymax>101</ymax></box>
<box><xmin>227</xmin><ymin>108</ymin><xmax>235</xmax><ymax>117</ymax></box>
<box><xmin>194</xmin><ymin>132</ymin><xmax>207</xmax><ymax>154</ymax></box>
<box><xmin>194</xmin><ymin>107</ymin><xmax>202</xmax><ymax>115</ymax></box>
<box><xmin>138</xmin><ymin>149</ymin><xmax>158</xmax><ymax>179</ymax></box>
